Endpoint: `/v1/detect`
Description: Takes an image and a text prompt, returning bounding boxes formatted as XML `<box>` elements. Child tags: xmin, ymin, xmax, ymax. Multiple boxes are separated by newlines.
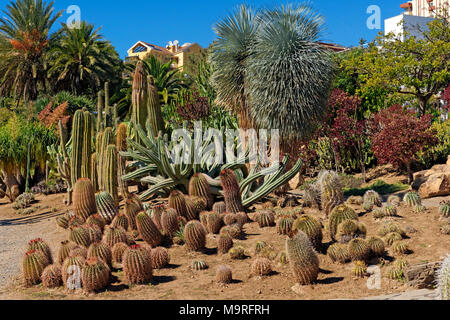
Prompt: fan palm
<box><xmin>208</xmin><ymin>4</ymin><xmax>259</xmax><ymax>130</ymax></box>
<box><xmin>47</xmin><ymin>22</ymin><xmax>121</xmax><ymax>96</ymax></box>
<box><xmin>0</xmin><ymin>0</ymin><xmax>62</xmax><ymax>100</ymax></box>
<box><xmin>247</xmin><ymin>4</ymin><xmax>334</xmax><ymax>141</ymax></box>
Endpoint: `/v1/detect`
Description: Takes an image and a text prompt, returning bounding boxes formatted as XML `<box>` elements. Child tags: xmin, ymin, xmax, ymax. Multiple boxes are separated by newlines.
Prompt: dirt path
<box><xmin>0</xmin><ymin>194</ymin><xmax>68</xmax><ymax>289</ymax></box>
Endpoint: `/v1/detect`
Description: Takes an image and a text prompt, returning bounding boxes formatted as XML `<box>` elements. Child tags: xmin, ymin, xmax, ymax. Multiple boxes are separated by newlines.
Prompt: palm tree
<box><xmin>247</xmin><ymin>4</ymin><xmax>334</xmax><ymax>142</ymax></box>
<box><xmin>47</xmin><ymin>22</ymin><xmax>121</xmax><ymax>96</ymax></box>
<box><xmin>208</xmin><ymin>4</ymin><xmax>259</xmax><ymax>130</ymax></box>
<box><xmin>0</xmin><ymin>0</ymin><xmax>62</xmax><ymax>101</ymax></box>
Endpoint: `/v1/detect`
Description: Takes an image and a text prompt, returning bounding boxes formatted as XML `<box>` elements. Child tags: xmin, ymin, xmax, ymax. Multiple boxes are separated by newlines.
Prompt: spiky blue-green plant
<box><xmin>208</xmin><ymin>4</ymin><xmax>259</xmax><ymax>129</ymax></box>
<box><xmin>247</xmin><ymin>4</ymin><xmax>333</xmax><ymax>140</ymax></box>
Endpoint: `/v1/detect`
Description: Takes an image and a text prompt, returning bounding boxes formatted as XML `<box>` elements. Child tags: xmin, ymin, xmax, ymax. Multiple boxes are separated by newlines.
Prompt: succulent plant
<box><xmin>161</xmin><ymin>208</ymin><xmax>179</xmax><ymax>237</ymax></box>
<box><xmin>41</xmin><ymin>264</ymin><xmax>62</xmax><ymax>288</ymax></box>
<box><xmin>347</xmin><ymin>238</ymin><xmax>370</xmax><ymax>261</ymax></box>
<box><xmin>352</xmin><ymin>261</ymin><xmax>368</xmax><ymax>278</ymax></box>
<box><xmin>372</xmin><ymin>207</ymin><xmax>385</xmax><ymax>220</ymax></box>
<box><xmin>102</xmin><ymin>226</ymin><xmax>129</xmax><ymax>248</ymax></box>
<box><xmin>191</xmin><ymin>260</ymin><xmax>208</xmax><ymax>271</ymax></box>
<box><xmin>286</xmin><ymin>231</ymin><xmax>319</xmax><ymax>285</ymax></box>
<box><xmin>386</xmin><ymin>266</ymin><xmax>404</xmax><ymax>280</ymax></box>
<box><xmin>383</xmin><ymin>204</ymin><xmax>398</xmax><ymax>217</ymax></box>
<box><xmin>86</xmin><ymin>214</ymin><xmax>107</xmax><ymax>231</ymax></box>
<box><xmin>404</xmin><ymin>191</ymin><xmax>421</xmax><ymax>207</ymax></box>
<box><xmin>87</xmin><ymin>242</ymin><xmax>112</xmax><ymax>266</ymax></box>
<box><xmin>251</xmin><ymin>258</ymin><xmax>272</xmax><ymax>276</ymax></box>
<box><xmin>392</xmin><ymin>241</ymin><xmax>411</xmax><ymax>255</ymax></box>
<box><xmin>363</xmin><ymin>190</ymin><xmax>382</xmax><ymax>208</ymax></box>
<box><xmin>123</xmin><ymin>245</ymin><xmax>153</xmax><ymax>284</ymax></box>
<box><xmin>56</xmin><ymin>214</ymin><xmax>70</xmax><ymax>229</ymax></box>
<box><xmin>150</xmin><ymin>205</ymin><xmax>165</xmax><ymax>230</ymax></box>
<box><xmin>317</xmin><ymin>170</ymin><xmax>344</xmax><ymax>217</ymax></box>
<box><xmin>216</xmin><ymin>265</ymin><xmax>233</xmax><ymax>284</ymax></box>
<box><xmin>328</xmin><ymin>204</ymin><xmax>358</xmax><ymax>241</ymax></box>
<box><xmin>387</xmin><ymin>195</ymin><xmax>401</xmax><ymax>207</ymax></box>
<box><xmin>235</xmin><ymin>212</ymin><xmax>248</xmax><ymax>226</ymax></box>
<box><xmin>184</xmin><ymin>220</ymin><xmax>207</xmax><ymax>251</ymax></box>
<box><xmin>70</xmin><ymin>110</ymin><xmax>92</xmax><ymax>187</ymax></box>
<box><xmin>13</xmin><ymin>193</ymin><xmax>35</xmax><ymax>210</ymax></box>
<box><xmin>220</xmin><ymin>169</ymin><xmax>245</xmax><ymax>214</ymax></box>
<box><xmin>96</xmin><ymin>191</ymin><xmax>118</xmax><ymax>224</ymax></box>
<box><xmin>83</xmin><ymin>224</ymin><xmax>103</xmax><ymax>244</ymax></box>
<box><xmin>68</xmin><ymin>215</ymin><xmax>84</xmax><ymax>228</ymax></box>
<box><xmin>441</xmin><ymin>224</ymin><xmax>450</xmax><ymax>235</ymax></box>
<box><xmin>111</xmin><ymin>242</ymin><xmax>129</xmax><ymax>265</ymax></box>
<box><xmin>136</xmin><ymin>212</ymin><xmax>162</xmax><ymax>247</ymax></box>
<box><xmin>26</xmin><ymin>238</ymin><xmax>53</xmax><ymax>265</ymax></box>
<box><xmin>394</xmin><ymin>258</ymin><xmax>409</xmax><ymax>270</ymax></box>
<box><xmin>291</xmin><ymin>215</ymin><xmax>322</xmax><ymax>250</ymax></box>
<box><xmin>185</xmin><ymin>196</ymin><xmax>201</xmax><ymax>221</ymax></box>
<box><xmin>436</xmin><ymin>254</ymin><xmax>450</xmax><ymax>300</ymax></box>
<box><xmin>82</xmin><ymin>258</ymin><xmax>110</xmax><ymax>293</ymax></box>
<box><xmin>255</xmin><ymin>210</ymin><xmax>275</xmax><ymax>228</ymax></box>
<box><xmin>254</xmin><ymin>241</ymin><xmax>268</xmax><ymax>255</ymax></box>
<box><xmin>124</xmin><ymin>194</ymin><xmax>143</xmax><ymax>230</ymax></box>
<box><xmin>220</xmin><ymin>224</ymin><xmax>242</xmax><ymax>240</ymax></box>
<box><xmin>22</xmin><ymin>250</ymin><xmax>47</xmax><ymax>286</ymax></box>
<box><xmin>383</xmin><ymin>232</ymin><xmax>404</xmax><ymax>246</ymax></box>
<box><xmin>303</xmin><ymin>184</ymin><xmax>321</xmax><ymax>209</ymax></box>
<box><xmin>212</xmin><ymin>201</ymin><xmax>227</xmax><ymax>214</ymax></box>
<box><xmin>327</xmin><ymin>243</ymin><xmax>350</xmax><ymax>264</ymax></box>
<box><xmin>73</xmin><ymin>178</ymin><xmax>97</xmax><ymax>221</ymax></box>
<box><xmin>61</xmin><ymin>255</ymin><xmax>85</xmax><ymax>288</ymax></box>
<box><xmin>229</xmin><ymin>246</ymin><xmax>245</xmax><ymax>260</ymax></box>
<box><xmin>414</xmin><ymin>204</ymin><xmax>426</xmax><ymax>213</ymax></box>
<box><xmin>279</xmin><ymin>251</ymin><xmax>289</xmax><ymax>265</ymax></box>
<box><xmin>223</xmin><ymin>213</ymin><xmax>238</xmax><ymax>226</ymax></box>
<box><xmin>102</xmin><ymin>144</ymin><xmax>119</xmax><ymax>204</ymax></box>
<box><xmin>57</xmin><ymin>241</ymin><xmax>77</xmax><ymax>265</ymax></box>
<box><xmin>69</xmin><ymin>245</ymin><xmax>88</xmax><ymax>259</ymax></box>
<box><xmin>377</xmin><ymin>223</ymin><xmax>406</xmax><ymax>238</ymax></box>
<box><xmin>217</xmin><ymin>234</ymin><xmax>233</xmax><ymax>254</ymax></box>
<box><xmin>70</xmin><ymin>226</ymin><xmax>91</xmax><ymax>248</ymax></box>
<box><xmin>204</xmin><ymin>212</ymin><xmax>221</xmax><ymax>234</ymax></box>
<box><xmin>367</xmin><ymin>236</ymin><xmax>385</xmax><ymax>257</ymax></box>
<box><xmin>189</xmin><ymin>173</ymin><xmax>213</xmax><ymax>209</ymax></box>
<box><xmin>277</xmin><ymin>217</ymin><xmax>294</xmax><ymax>235</ymax></box>
<box><xmin>111</xmin><ymin>213</ymin><xmax>129</xmax><ymax>231</ymax></box>
<box><xmin>150</xmin><ymin>247</ymin><xmax>170</xmax><ymax>269</ymax></box>
<box><xmin>335</xmin><ymin>220</ymin><xmax>361</xmax><ymax>243</ymax></box>
<box><xmin>346</xmin><ymin>195</ymin><xmax>364</xmax><ymax>205</ymax></box>
<box><xmin>362</xmin><ymin>200</ymin><xmax>374</xmax><ymax>212</ymax></box>
<box><xmin>439</xmin><ymin>201</ymin><xmax>450</xmax><ymax>218</ymax></box>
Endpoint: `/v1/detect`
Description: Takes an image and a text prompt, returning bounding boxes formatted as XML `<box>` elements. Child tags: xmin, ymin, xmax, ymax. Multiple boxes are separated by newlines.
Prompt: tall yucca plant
<box><xmin>247</xmin><ymin>4</ymin><xmax>333</xmax><ymax>141</ymax></box>
<box><xmin>208</xmin><ymin>4</ymin><xmax>259</xmax><ymax>130</ymax></box>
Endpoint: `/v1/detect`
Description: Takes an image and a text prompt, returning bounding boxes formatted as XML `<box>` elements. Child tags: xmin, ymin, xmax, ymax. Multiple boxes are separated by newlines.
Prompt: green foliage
<box><xmin>343</xmin><ymin>180</ymin><xmax>409</xmax><ymax>197</ymax></box>
<box><xmin>418</xmin><ymin>119</ymin><xmax>450</xmax><ymax>167</ymax></box>
<box><xmin>35</xmin><ymin>91</ymin><xmax>96</xmax><ymax>116</ymax></box>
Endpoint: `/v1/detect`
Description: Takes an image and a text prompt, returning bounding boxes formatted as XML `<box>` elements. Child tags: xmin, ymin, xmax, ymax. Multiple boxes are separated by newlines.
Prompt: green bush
<box><xmin>344</xmin><ymin>180</ymin><xmax>409</xmax><ymax>197</ymax></box>
<box><xmin>35</xmin><ymin>92</ymin><xmax>95</xmax><ymax>116</ymax></box>
<box><xmin>418</xmin><ymin>119</ymin><xmax>450</xmax><ymax>168</ymax></box>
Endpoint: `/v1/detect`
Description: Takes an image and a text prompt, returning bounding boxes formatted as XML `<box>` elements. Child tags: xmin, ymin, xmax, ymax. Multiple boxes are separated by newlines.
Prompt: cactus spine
<box><xmin>73</xmin><ymin>178</ymin><xmax>97</xmax><ymax>222</ymax></box>
<box><xmin>82</xmin><ymin>258</ymin><xmax>110</xmax><ymax>293</ymax></box>
<box><xmin>184</xmin><ymin>220</ymin><xmax>207</xmax><ymax>251</ymax></box>
<box><xmin>317</xmin><ymin>170</ymin><xmax>344</xmax><ymax>217</ymax></box>
<box><xmin>286</xmin><ymin>232</ymin><xmax>319</xmax><ymax>285</ymax></box>
<box><xmin>22</xmin><ymin>250</ymin><xmax>47</xmax><ymax>286</ymax></box>
<box><xmin>87</xmin><ymin>242</ymin><xmax>112</xmax><ymax>267</ymax></box>
<box><xmin>436</xmin><ymin>254</ymin><xmax>450</xmax><ymax>300</ymax></box>
<box><xmin>41</xmin><ymin>264</ymin><xmax>62</xmax><ymax>288</ymax></box>
<box><xmin>123</xmin><ymin>245</ymin><xmax>153</xmax><ymax>284</ymax></box>
<box><xmin>150</xmin><ymin>247</ymin><xmax>170</xmax><ymax>269</ymax></box>
<box><xmin>189</xmin><ymin>173</ymin><xmax>213</xmax><ymax>209</ymax></box>
<box><xmin>161</xmin><ymin>208</ymin><xmax>179</xmax><ymax>237</ymax></box>
<box><xmin>26</xmin><ymin>238</ymin><xmax>53</xmax><ymax>265</ymax></box>
<box><xmin>292</xmin><ymin>215</ymin><xmax>323</xmax><ymax>250</ymax></box>
<box><xmin>220</xmin><ymin>169</ymin><xmax>245</xmax><ymax>213</ymax></box>
<box><xmin>103</xmin><ymin>144</ymin><xmax>119</xmax><ymax>204</ymax></box>
<box><xmin>96</xmin><ymin>191</ymin><xmax>118</xmax><ymax>223</ymax></box>
<box><xmin>136</xmin><ymin>212</ymin><xmax>162</xmax><ymax>247</ymax></box>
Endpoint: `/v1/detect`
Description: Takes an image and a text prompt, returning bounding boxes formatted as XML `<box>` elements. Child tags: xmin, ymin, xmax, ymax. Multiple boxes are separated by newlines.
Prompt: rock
<box><xmin>288</xmin><ymin>173</ymin><xmax>304</xmax><ymax>191</ymax></box>
<box><xmin>404</xmin><ymin>261</ymin><xmax>442</xmax><ymax>289</ymax></box>
<box><xmin>291</xmin><ymin>283</ymin><xmax>304</xmax><ymax>295</ymax></box>
<box><xmin>405</xmin><ymin>226</ymin><xmax>418</xmax><ymax>234</ymax></box>
<box><xmin>418</xmin><ymin>172</ymin><xmax>450</xmax><ymax>199</ymax></box>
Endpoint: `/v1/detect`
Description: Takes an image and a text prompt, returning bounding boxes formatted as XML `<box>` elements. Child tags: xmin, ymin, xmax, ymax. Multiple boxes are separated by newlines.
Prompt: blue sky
<box><xmin>2</xmin><ymin>0</ymin><xmax>404</xmax><ymax>58</ymax></box>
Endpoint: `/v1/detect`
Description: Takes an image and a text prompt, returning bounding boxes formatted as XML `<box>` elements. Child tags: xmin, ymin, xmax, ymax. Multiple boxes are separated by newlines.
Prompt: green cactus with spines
<box><xmin>255</xmin><ymin>210</ymin><xmax>275</xmax><ymax>228</ymax></box>
<box><xmin>136</xmin><ymin>212</ymin><xmax>162</xmax><ymax>247</ymax></box>
<box><xmin>327</xmin><ymin>243</ymin><xmax>350</xmax><ymax>264</ymax></box>
<box><xmin>212</xmin><ymin>202</ymin><xmax>226</xmax><ymax>214</ymax></box>
<box><xmin>254</xmin><ymin>241</ymin><xmax>268</xmax><ymax>255</ymax></box>
<box><xmin>394</xmin><ymin>258</ymin><xmax>409</xmax><ymax>270</ymax></box>
<box><xmin>347</xmin><ymin>238</ymin><xmax>370</xmax><ymax>261</ymax></box>
<box><xmin>189</xmin><ymin>173</ymin><xmax>214</xmax><ymax>209</ymax></box>
<box><xmin>362</xmin><ymin>200</ymin><xmax>374</xmax><ymax>212</ymax></box>
<box><xmin>103</xmin><ymin>144</ymin><xmax>119</xmax><ymax>204</ymax></box>
<box><xmin>22</xmin><ymin>250</ymin><xmax>47</xmax><ymax>286</ymax></box>
<box><xmin>436</xmin><ymin>254</ymin><xmax>450</xmax><ymax>300</ymax></box>
<box><xmin>169</xmin><ymin>190</ymin><xmax>189</xmax><ymax>219</ymax></box>
<box><xmin>111</xmin><ymin>213</ymin><xmax>129</xmax><ymax>231</ymax></box>
<box><xmin>90</xmin><ymin>153</ymin><xmax>98</xmax><ymax>192</ymax></box>
<box><xmin>251</xmin><ymin>258</ymin><xmax>272</xmax><ymax>276</ymax></box>
<box><xmin>86</xmin><ymin>214</ymin><xmax>107</xmax><ymax>231</ymax></box>
<box><xmin>185</xmin><ymin>196</ymin><xmax>200</xmax><ymax>221</ymax></box>
<box><xmin>56</xmin><ymin>214</ymin><xmax>70</xmax><ymax>229</ymax></box>
<box><xmin>124</xmin><ymin>194</ymin><xmax>143</xmax><ymax>230</ymax></box>
<box><xmin>57</xmin><ymin>241</ymin><xmax>77</xmax><ymax>265</ymax></box>
<box><xmin>292</xmin><ymin>215</ymin><xmax>323</xmax><ymax>250</ymax></box>
<box><xmin>70</xmin><ymin>226</ymin><xmax>91</xmax><ymax>248</ymax></box>
<box><xmin>277</xmin><ymin>217</ymin><xmax>294</xmax><ymax>235</ymax></box>
<box><xmin>206</xmin><ymin>212</ymin><xmax>222</xmax><ymax>234</ymax></box>
<box><xmin>41</xmin><ymin>264</ymin><xmax>62</xmax><ymax>288</ymax></box>
<box><xmin>73</xmin><ymin>178</ymin><xmax>97</xmax><ymax>222</ymax></box>
<box><xmin>386</xmin><ymin>266</ymin><xmax>404</xmax><ymax>280</ymax></box>
<box><xmin>116</xmin><ymin>122</ymin><xmax>129</xmax><ymax>198</ymax></box>
<box><xmin>229</xmin><ymin>246</ymin><xmax>245</xmax><ymax>260</ymax></box>
<box><xmin>439</xmin><ymin>201</ymin><xmax>450</xmax><ymax>218</ymax></box>
<box><xmin>111</xmin><ymin>242</ymin><xmax>128</xmax><ymax>265</ymax></box>
<box><xmin>87</xmin><ymin>242</ymin><xmax>112</xmax><ymax>267</ymax></box>
<box><xmin>367</xmin><ymin>236</ymin><xmax>385</xmax><ymax>257</ymax></box>
<box><xmin>328</xmin><ymin>204</ymin><xmax>358</xmax><ymax>241</ymax></box>
<box><xmin>123</xmin><ymin>245</ymin><xmax>153</xmax><ymax>284</ymax></box>
<box><xmin>335</xmin><ymin>219</ymin><xmax>359</xmax><ymax>243</ymax></box>
<box><xmin>387</xmin><ymin>195</ymin><xmax>401</xmax><ymax>207</ymax></box>
<box><xmin>102</xmin><ymin>226</ymin><xmax>129</xmax><ymax>248</ymax></box>
<box><xmin>414</xmin><ymin>204</ymin><xmax>426</xmax><ymax>213</ymax></box>
<box><xmin>220</xmin><ymin>169</ymin><xmax>245</xmax><ymax>214</ymax></box>
<box><xmin>96</xmin><ymin>90</ymin><xmax>103</xmax><ymax>133</ymax></box>
<box><xmin>184</xmin><ymin>220</ymin><xmax>207</xmax><ymax>251</ymax></box>
<box><xmin>363</xmin><ymin>190</ymin><xmax>382</xmax><ymax>208</ymax></box>
<box><xmin>404</xmin><ymin>191</ymin><xmax>421</xmax><ymax>207</ymax></box>
<box><xmin>352</xmin><ymin>261</ymin><xmax>368</xmax><ymax>278</ymax></box>
<box><xmin>70</xmin><ymin>110</ymin><xmax>87</xmax><ymax>186</ymax></box>
<box><xmin>383</xmin><ymin>232</ymin><xmax>403</xmax><ymax>246</ymax></box>
<box><xmin>383</xmin><ymin>204</ymin><xmax>398</xmax><ymax>217</ymax></box>
<box><xmin>161</xmin><ymin>208</ymin><xmax>179</xmax><ymax>237</ymax></box>
<box><xmin>98</xmin><ymin>127</ymin><xmax>115</xmax><ymax>190</ymax></box>
<box><xmin>82</xmin><ymin>258</ymin><xmax>110</xmax><ymax>293</ymax></box>
<box><xmin>191</xmin><ymin>260</ymin><xmax>208</xmax><ymax>271</ymax></box>
<box><xmin>96</xmin><ymin>191</ymin><xmax>118</xmax><ymax>224</ymax></box>
<box><xmin>392</xmin><ymin>241</ymin><xmax>411</xmax><ymax>255</ymax></box>
<box><xmin>83</xmin><ymin>224</ymin><xmax>103</xmax><ymax>243</ymax></box>
<box><xmin>131</xmin><ymin>61</ymin><xmax>150</xmax><ymax>143</ymax></box>
<box><xmin>317</xmin><ymin>170</ymin><xmax>344</xmax><ymax>217</ymax></box>
<box><xmin>286</xmin><ymin>231</ymin><xmax>320</xmax><ymax>285</ymax></box>
<box><xmin>217</xmin><ymin>234</ymin><xmax>233</xmax><ymax>254</ymax></box>
<box><xmin>146</xmin><ymin>75</ymin><xmax>165</xmax><ymax>137</ymax></box>
<box><xmin>26</xmin><ymin>238</ymin><xmax>53</xmax><ymax>265</ymax></box>
<box><xmin>104</xmin><ymin>82</ymin><xmax>112</xmax><ymax>128</ymax></box>
<box><xmin>377</xmin><ymin>223</ymin><xmax>406</xmax><ymax>237</ymax></box>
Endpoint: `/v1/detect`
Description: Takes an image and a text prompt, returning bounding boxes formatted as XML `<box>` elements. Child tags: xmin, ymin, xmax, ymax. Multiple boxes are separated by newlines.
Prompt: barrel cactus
<box><xmin>404</xmin><ymin>191</ymin><xmax>421</xmax><ymax>207</ymax></box>
<box><xmin>220</xmin><ymin>224</ymin><xmax>242</xmax><ymax>240</ymax></box>
<box><xmin>436</xmin><ymin>254</ymin><xmax>450</xmax><ymax>300</ymax></box>
<box><xmin>383</xmin><ymin>204</ymin><xmax>398</xmax><ymax>217</ymax></box>
<box><xmin>206</xmin><ymin>212</ymin><xmax>222</xmax><ymax>234</ymax></box>
<box><xmin>327</xmin><ymin>243</ymin><xmax>350</xmax><ymax>264</ymax></box>
<box><xmin>439</xmin><ymin>201</ymin><xmax>450</xmax><ymax>218</ymax></box>
<box><xmin>383</xmin><ymin>232</ymin><xmax>404</xmax><ymax>246</ymax></box>
<box><xmin>61</xmin><ymin>255</ymin><xmax>85</xmax><ymax>288</ymax></box>
<box><xmin>277</xmin><ymin>217</ymin><xmax>294</xmax><ymax>235</ymax></box>
<box><xmin>347</xmin><ymin>238</ymin><xmax>370</xmax><ymax>261</ymax></box>
<box><xmin>73</xmin><ymin>178</ymin><xmax>97</xmax><ymax>221</ymax></box>
<box><xmin>191</xmin><ymin>260</ymin><xmax>209</xmax><ymax>271</ymax></box>
<box><xmin>22</xmin><ymin>250</ymin><xmax>48</xmax><ymax>286</ymax></box>
<box><xmin>335</xmin><ymin>219</ymin><xmax>359</xmax><ymax>243</ymax></box>
<box><xmin>212</xmin><ymin>201</ymin><xmax>226</xmax><ymax>214</ymax></box>
<box><xmin>292</xmin><ymin>215</ymin><xmax>323</xmax><ymax>250</ymax></box>
<box><xmin>328</xmin><ymin>204</ymin><xmax>358</xmax><ymax>241</ymax></box>
<box><xmin>102</xmin><ymin>226</ymin><xmax>129</xmax><ymax>247</ymax></box>
<box><xmin>161</xmin><ymin>208</ymin><xmax>179</xmax><ymax>237</ymax></box>
<box><xmin>414</xmin><ymin>204</ymin><xmax>426</xmax><ymax>213</ymax></box>
<box><xmin>229</xmin><ymin>246</ymin><xmax>245</xmax><ymax>260</ymax></box>
<box><xmin>136</xmin><ymin>212</ymin><xmax>162</xmax><ymax>247</ymax></box>
<box><xmin>86</xmin><ymin>214</ymin><xmax>107</xmax><ymax>231</ymax></box>
<box><xmin>81</xmin><ymin>258</ymin><xmax>110</xmax><ymax>293</ymax></box>
<box><xmin>317</xmin><ymin>170</ymin><xmax>344</xmax><ymax>217</ymax></box>
<box><xmin>124</xmin><ymin>194</ymin><xmax>143</xmax><ymax>230</ymax></box>
<box><xmin>150</xmin><ymin>204</ymin><xmax>165</xmax><ymax>230</ymax></box>
<box><xmin>96</xmin><ymin>191</ymin><xmax>118</xmax><ymax>224</ymax></box>
<box><xmin>87</xmin><ymin>242</ymin><xmax>112</xmax><ymax>266</ymax></box>
<box><xmin>217</xmin><ymin>234</ymin><xmax>233</xmax><ymax>254</ymax></box>
<box><xmin>216</xmin><ymin>265</ymin><xmax>233</xmax><ymax>284</ymax></box>
<box><xmin>169</xmin><ymin>190</ymin><xmax>189</xmax><ymax>219</ymax></box>
<box><xmin>70</xmin><ymin>110</ymin><xmax>92</xmax><ymax>186</ymax></box>
<box><xmin>26</xmin><ymin>238</ymin><xmax>52</xmax><ymax>265</ymax></box>
<box><xmin>352</xmin><ymin>261</ymin><xmax>368</xmax><ymax>278</ymax></box>
<box><xmin>111</xmin><ymin>242</ymin><xmax>128</xmax><ymax>265</ymax></box>
<box><xmin>255</xmin><ymin>210</ymin><xmax>275</xmax><ymax>228</ymax></box>
<box><xmin>184</xmin><ymin>220</ymin><xmax>207</xmax><ymax>251</ymax></box>
<box><xmin>251</xmin><ymin>258</ymin><xmax>272</xmax><ymax>276</ymax></box>
<box><xmin>220</xmin><ymin>169</ymin><xmax>244</xmax><ymax>213</ymax></box>
<box><xmin>392</xmin><ymin>241</ymin><xmax>411</xmax><ymax>255</ymax></box>
<box><xmin>111</xmin><ymin>213</ymin><xmax>129</xmax><ymax>231</ymax></box>
<box><xmin>363</xmin><ymin>190</ymin><xmax>382</xmax><ymax>208</ymax></box>
<box><xmin>83</xmin><ymin>224</ymin><xmax>103</xmax><ymax>244</ymax></box>
<box><xmin>57</xmin><ymin>241</ymin><xmax>77</xmax><ymax>265</ymax></box>
<box><xmin>367</xmin><ymin>236</ymin><xmax>385</xmax><ymax>257</ymax></box>
<box><xmin>286</xmin><ymin>231</ymin><xmax>320</xmax><ymax>285</ymax></box>
<box><xmin>377</xmin><ymin>223</ymin><xmax>406</xmax><ymax>238</ymax></box>
<box><xmin>70</xmin><ymin>226</ymin><xmax>91</xmax><ymax>248</ymax></box>
<box><xmin>123</xmin><ymin>245</ymin><xmax>153</xmax><ymax>284</ymax></box>
<box><xmin>189</xmin><ymin>173</ymin><xmax>213</xmax><ymax>209</ymax></box>
<box><xmin>223</xmin><ymin>213</ymin><xmax>238</xmax><ymax>226</ymax></box>
<box><xmin>387</xmin><ymin>195</ymin><xmax>401</xmax><ymax>207</ymax></box>
<box><xmin>69</xmin><ymin>245</ymin><xmax>88</xmax><ymax>259</ymax></box>
<box><xmin>150</xmin><ymin>247</ymin><xmax>170</xmax><ymax>269</ymax></box>
<box><xmin>41</xmin><ymin>264</ymin><xmax>62</xmax><ymax>288</ymax></box>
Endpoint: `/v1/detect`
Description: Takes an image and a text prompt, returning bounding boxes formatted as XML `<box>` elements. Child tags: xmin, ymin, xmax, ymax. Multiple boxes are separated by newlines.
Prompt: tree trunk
<box><xmin>406</xmin><ymin>161</ymin><xmax>414</xmax><ymax>185</ymax></box>
<box><xmin>2</xmin><ymin>170</ymin><xmax>20</xmax><ymax>202</ymax></box>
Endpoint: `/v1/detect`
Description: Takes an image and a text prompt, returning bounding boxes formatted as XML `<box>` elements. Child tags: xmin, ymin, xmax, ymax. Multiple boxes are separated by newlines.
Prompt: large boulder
<box><xmin>413</xmin><ymin>156</ymin><xmax>450</xmax><ymax>199</ymax></box>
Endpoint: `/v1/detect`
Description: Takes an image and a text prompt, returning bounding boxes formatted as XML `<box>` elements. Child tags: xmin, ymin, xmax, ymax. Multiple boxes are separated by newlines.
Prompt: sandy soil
<box><xmin>0</xmin><ymin>184</ymin><xmax>448</xmax><ymax>300</ymax></box>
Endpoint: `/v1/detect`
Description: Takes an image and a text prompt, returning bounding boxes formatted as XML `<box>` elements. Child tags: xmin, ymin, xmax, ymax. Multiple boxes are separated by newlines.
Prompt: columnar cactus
<box><xmin>73</xmin><ymin>178</ymin><xmax>97</xmax><ymax>221</ymax></box>
<box><xmin>116</xmin><ymin>122</ymin><xmax>129</xmax><ymax>198</ymax></box>
<box><xmin>26</xmin><ymin>238</ymin><xmax>52</xmax><ymax>264</ymax></box>
<box><xmin>216</xmin><ymin>265</ymin><xmax>233</xmax><ymax>284</ymax></box>
<box><xmin>328</xmin><ymin>204</ymin><xmax>358</xmax><ymax>241</ymax></box>
<box><xmin>317</xmin><ymin>170</ymin><xmax>344</xmax><ymax>217</ymax></box>
<box><xmin>70</xmin><ymin>110</ymin><xmax>92</xmax><ymax>186</ymax></box>
<box><xmin>169</xmin><ymin>190</ymin><xmax>189</xmax><ymax>219</ymax></box>
<box><xmin>404</xmin><ymin>191</ymin><xmax>421</xmax><ymax>207</ymax></box>
<box><xmin>41</xmin><ymin>264</ymin><xmax>62</xmax><ymax>288</ymax></box>
<box><xmin>189</xmin><ymin>173</ymin><xmax>213</xmax><ymax>209</ymax></box>
<box><xmin>184</xmin><ymin>220</ymin><xmax>207</xmax><ymax>251</ymax></box>
<box><xmin>102</xmin><ymin>226</ymin><xmax>129</xmax><ymax>248</ymax></box>
<box><xmin>57</xmin><ymin>241</ymin><xmax>77</xmax><ymax>265</ymax></box>
<box><xmin>251</xmin><ymin>258</ymin><xmax>272</xmax><ymax>276</ymax></box>
<box><xmin>363</xmin><ymin>190</ymin><xmax>382</xmax><ymax>208</ymax></box>
<box><xmin>98</xmin><ymin>127</ymin><xmax>115</xmax><ymax>189</ymax></box>
<box><xmin>367</xmin><ymin>236</ymin><xmax>385</xmax><ymax>257</ymax></box>
<box><xmin>22</xmin><ymin>250</ymin><xmax>47</xmax><ymax>286</ymax></box>
<box><xmin>123</xmin><ymin>245</ymin><xmax>153</xmax><ymax>284</ymax></box>
<box><xmin>111</xmin><ymin>213</ymin><xmax>129</xmax><ymax>231</ymax></box>
<box><xmin>112</xmin><ymin>242</ymin><xmax>128</xmax><ymax>265</ymax></box>
<box><xmin>161</xmin><ymin>208</ymin><xmax>179</xmax><ymax>237</ymax></box>
<box><xmin>103</xmin><ymin>144</ymin><xmax>119</xmax><ymax>204</ymax></box>
<box><xmin>436</xmin><ymin>254</ymin><xmax>450</xmax><ymax>300</ymax></box>
<box><xmin>96</xmin><ymin>191</ymin><xmax>118</xmax><ymax>223</ymax></box>
<box><xmin>87</xmin><ymin>242</ymin><xmax>112</xmax><ymax>266</ymax></box>
<box><xmin>220</xmin><ymin>169</ymin><xmax>245</xmax><ymax>213</ymax></box>
<box><xmin>206</xmin><ymin>212</ymin><xmax>222</xmax><ymax>234</ymax></box>
<box><xmin>136</xmin><ymin>212</ymin><xmax>162</xmax><ymax>247</ymax></box>
<box><xmin>217</xmin><ymin>234</ymin><xmax>233</xmax><ymax>254</ymax></box>
<box><xmin>61</xmin><ymin>256</ymin><xmax>85</xmax><ymax>288</ymax></box>
<box><xmin>146</xmin><ymin>75</ymin><xmax>165</xmax><ymax>137</ymax></box>
<box><xmin>70</xmin><ymin>226</ymin><xmax>91</xmax><ymax>248</ymax></box>
<box><xmin>327</xmin><ymin>243</ymin><xmax>350</xmax><ymax>264</ymax></box>
<box><xmin>150</xmin><ymin>247</ymin><xmax>170</xmax><ymax>269</ymax></box>
<box><xmin>439</xmin><ymin>201</ymin><xmax>450</xmax><ymax>218</ymax></box>
<box><xmin>347</xmin><ymin>238</ymin><xmax>370</xmax><ymax>261</ymax></box>
<box><xmin>255</xmin><ymin>210</ymin><xmax>275</xmax><ymax>228</ymax></box>
<box><xmin>212</xmin><ymin>201</ymin><xmax>226</xmax><ymax>214</ymax></box>
<box><xmin>81</xmin><ymin>258</ymin><xmax>110</xmax><ymax>293</ymax></box>
<box><xmin>131</xmin><ymin>61</ymin><xmax>149</xmax><ymax>143</ymax></box>
<box><xmin>292</xmin><ymin>215</ymin><xmax>323</xmax><ymax>250</ymax></box>
<box><xmin>90</xmin><ymin>153</ymin><xmax>98</xmax><ymax>192</ymax></box>
<box><xmin>286</xmin><ymin>232</ymin><xmax>320</xmax><ymax>285</ymax></box>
